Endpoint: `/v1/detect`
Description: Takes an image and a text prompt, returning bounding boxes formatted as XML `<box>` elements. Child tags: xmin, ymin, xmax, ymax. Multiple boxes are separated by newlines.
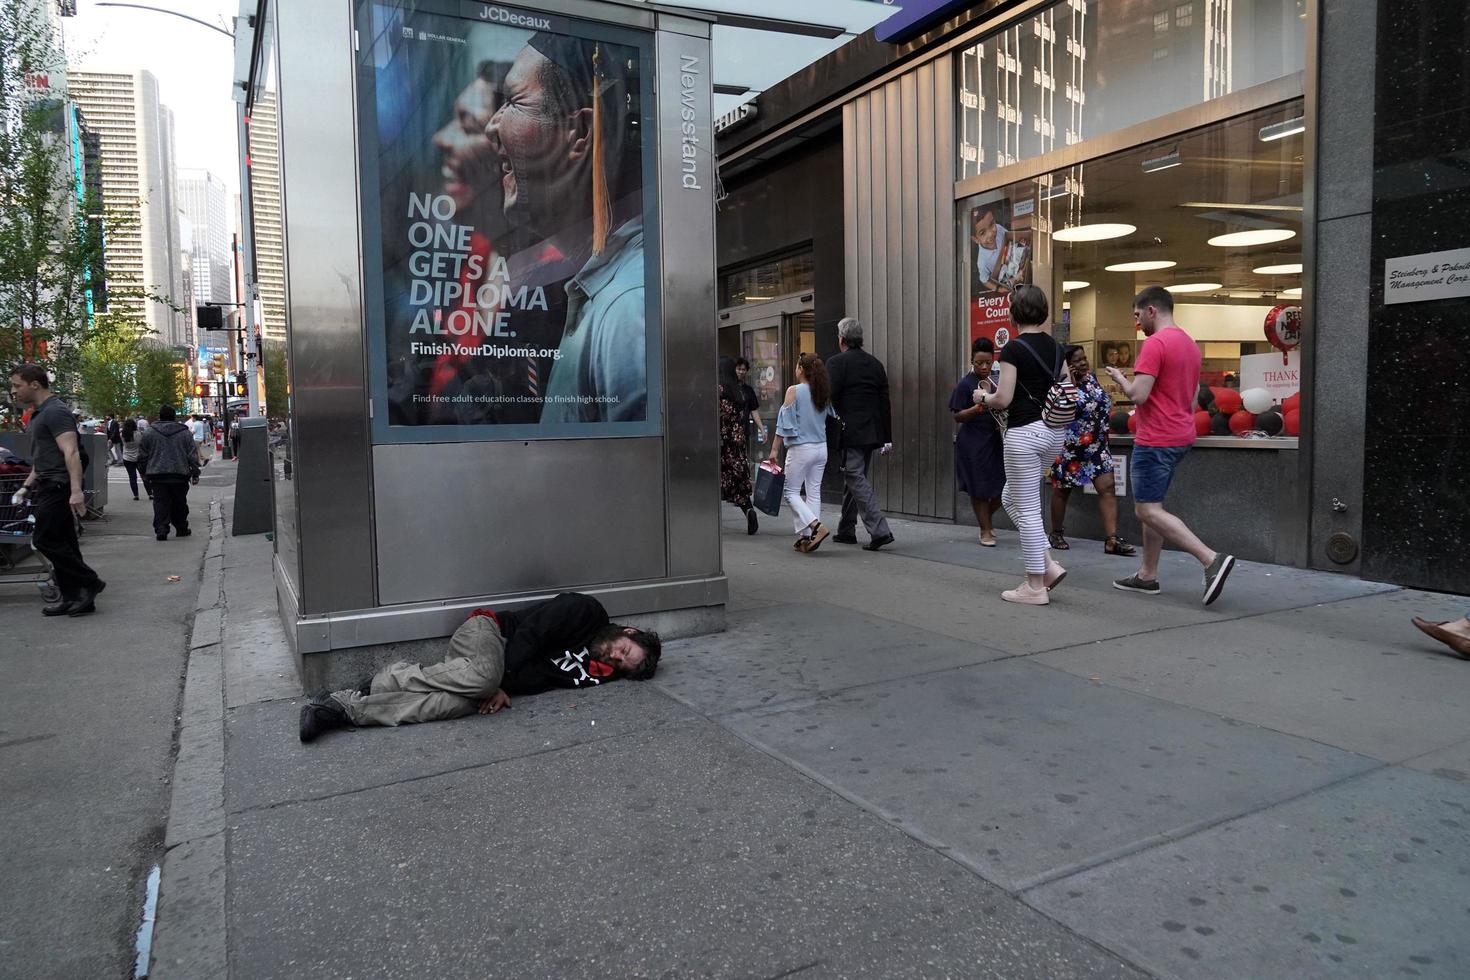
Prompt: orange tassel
<box><xmin>591</xmin><ymin>44</ymin><xmax>611</xmax><ymax>255</ymax></box>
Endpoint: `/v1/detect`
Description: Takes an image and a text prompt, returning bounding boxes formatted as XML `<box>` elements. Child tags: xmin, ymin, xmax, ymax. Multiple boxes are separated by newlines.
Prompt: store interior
<box><xmin>970</xmin><ymin>100</ymin><xmax>1307</xmax><ymax>438</ymax></box>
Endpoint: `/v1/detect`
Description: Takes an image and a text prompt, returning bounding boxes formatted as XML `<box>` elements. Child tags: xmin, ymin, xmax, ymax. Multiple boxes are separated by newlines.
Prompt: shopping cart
<box><xmin>0</xmin><ymin>473</ymin><xmax>62</xmax><ymax>603</ymax></box>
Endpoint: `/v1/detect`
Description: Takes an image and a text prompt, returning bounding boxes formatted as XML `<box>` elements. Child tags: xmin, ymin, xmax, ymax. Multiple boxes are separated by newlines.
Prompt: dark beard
<box><xmin>585</xmin><ymin>624</ymin><xmax>627</xmax><ymax>663</ymax></box>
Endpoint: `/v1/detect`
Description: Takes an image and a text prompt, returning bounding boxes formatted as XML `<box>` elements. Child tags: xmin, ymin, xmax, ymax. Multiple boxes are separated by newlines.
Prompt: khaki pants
<box><xmin>330</xmin><ymin>616</ymin><xmax>506</xmax><ymax>727</ymax></box>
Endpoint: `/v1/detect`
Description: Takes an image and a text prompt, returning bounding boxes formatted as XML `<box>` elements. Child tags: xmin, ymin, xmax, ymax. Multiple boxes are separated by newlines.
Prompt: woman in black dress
<box><xmin>718</xmin><ymin>356</ymin><xmax>759</xmax><ymax>534</ymax></box>
<box><xmin>948</xmin><ymin>338</ymin><xmax>1006</xmax><ymax>545</ymax></box>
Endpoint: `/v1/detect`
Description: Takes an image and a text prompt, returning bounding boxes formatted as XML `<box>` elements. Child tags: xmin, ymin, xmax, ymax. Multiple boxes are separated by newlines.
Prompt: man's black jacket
<box><xmin>496</xmin><ymin>593</ymin><xmax>613</xmax><ymax>695</ymax></box>
<box><xmin>826</xmin><ymin>346</ymin><xmax>892</xmax><ymax>450</ymax></box>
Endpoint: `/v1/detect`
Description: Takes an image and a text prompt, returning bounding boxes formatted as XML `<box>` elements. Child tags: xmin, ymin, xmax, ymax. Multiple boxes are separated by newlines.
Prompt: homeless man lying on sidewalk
<box><xmin>299</xmin><ymin>592</ymin><xmax>661</xmax><ymax>742</ymax></box>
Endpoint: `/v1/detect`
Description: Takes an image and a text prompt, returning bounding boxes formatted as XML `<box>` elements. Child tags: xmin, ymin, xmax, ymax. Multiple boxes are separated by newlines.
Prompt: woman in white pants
<box><xmin>973</xmin><ymin>285</ymin><xmax>1069</xmax><ymax>604</ymax></box>
<box><xmin>767</xmin><ymin>353</ymin><xmax>836</xmax><ymax>554</ymax></box>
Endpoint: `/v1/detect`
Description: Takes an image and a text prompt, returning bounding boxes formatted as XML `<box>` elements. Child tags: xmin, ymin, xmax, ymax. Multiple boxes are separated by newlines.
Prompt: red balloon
<box><xmin>1228</xmin><ymin>410</ymin><xmax>1256</xmax><ymax>435</ymax></box>
<box><xmin>1282</xmin><ymin>392</ymin><xmax>1301</xmax><ymax>414</ymax></box>
<box><xmin>1194</xmin><ymin>410</ymin><xmax>1211</xmax><ymax>436</ymax></box>
<box><xmin>1127</xmin><ymin>411</ymin><xmax>1138</xmax><ymax>433</ymax></box>
<box><xmin>1212</xmin><ymin>387</ymin><xmax>1243</xmax><ymax>415</ymax></box>
<box><xmin>1284</xmin><ymin>408</ymin><xmax>1300</xmax><ymax>436</ymax></box>
<box><xmin>1264</xmin><ymin>305</ymin><xmax>1303</xmax><ymax>364</ymax></box>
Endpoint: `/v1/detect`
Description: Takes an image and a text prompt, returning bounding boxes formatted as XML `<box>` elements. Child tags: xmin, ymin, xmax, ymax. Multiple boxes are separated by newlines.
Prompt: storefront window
<box><xmin>961</xmin><ymin>100</ymin><xmax>1305</xmax><ymax>441</ymax></box>
<box><xmin>720</xmin><ymin>252</ymin><xmax>814</xmax><ymax>308</ymax></box>
<box><xmin>957</xmin><ymin>0</ymin><xmax>1306</xmax><ymax>179</ymax></box>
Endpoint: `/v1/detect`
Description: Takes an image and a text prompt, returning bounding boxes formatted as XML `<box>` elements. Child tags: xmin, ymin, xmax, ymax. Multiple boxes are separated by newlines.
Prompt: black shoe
<box><xmin>833</xmin><ymin>533</ymin><xmax>859</xmax><ymax>545</ymax></box>
<box><xmin>356</xmin><ymin>675</ymin><xmax>374</xmax><ymax>696</ymax></box>
<box><xmin>745</xmin><ymin>508</ymin><xmax>759</xmax><ymax>535</ymax></box>
<box><xmin>863</xmin><ymin>533</ymin><xmax>895</xmax><ymax>552</ymax></box>
<box><xmin>156</xmin><ymin>533</ymin><xmax>168</xmax><ymax>541</ymax></box>
<box><xmin>42</xmin><ymin>599</ymin><xmax>75</xmax><ymax>616</ymax></box>
<box><xmin>299</xmin><ymin>696</ymin><xmax>350</xmax><ymax>742</ymax></box>
<box><xmin>133</xmin><ymin>494</ymin><xmax>140</xmax><ymax>500</ymax></box>
<box><xmin>1202</xmin><ymin>553</ymin><xmax>1236</xmax><ymax>607</ymax></box>
<box><xmin>176</xmin><ymin>528</ymin><xmax>192</xmax><ymax>537</ymax></box>
<box><xmin>67</xmin><ymin>586</ymin><xmax>102</xmax><ymax>617</ymax></box>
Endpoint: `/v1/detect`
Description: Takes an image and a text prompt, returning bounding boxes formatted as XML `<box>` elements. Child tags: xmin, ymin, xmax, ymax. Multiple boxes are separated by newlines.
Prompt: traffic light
<box><xmin>210</xmin><ymin>353</ymin><xmax>226</xmax><ymax>377</ymax></box>
<box><xmin>193</xmin><ymin>382</ymin><xmax>208</xmax><ymax>398</ymax></box>
<box><xmin>232</xmin><ymin>382</ymin><xmax>248</xmax><ymax>397</ymax></box>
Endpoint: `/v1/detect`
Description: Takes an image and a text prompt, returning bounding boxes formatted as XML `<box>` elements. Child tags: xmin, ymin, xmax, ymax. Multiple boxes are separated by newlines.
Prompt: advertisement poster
<box><xmin>967</xmin><ymin>194</ymin><xmax>1033</xmax><ymax>352</ymax></box>
<box><xmin>359</xmin><ymin>2</ymin><xmax>657</xmax><ymax>437</ymax></box>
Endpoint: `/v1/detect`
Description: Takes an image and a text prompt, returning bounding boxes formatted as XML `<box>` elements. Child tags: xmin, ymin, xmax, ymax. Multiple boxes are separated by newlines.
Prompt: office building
<box><xmin>66</xmin><ymin>68</ymin><xmax>188</xmax><ymax>345</ymax></box>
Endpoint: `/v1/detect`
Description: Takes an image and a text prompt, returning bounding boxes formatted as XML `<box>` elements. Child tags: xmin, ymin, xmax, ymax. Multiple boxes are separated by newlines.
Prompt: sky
<box><xmin>63</xmin><ymin>0</ymin><xmax>242</xmax><ymax>199</ymax></box>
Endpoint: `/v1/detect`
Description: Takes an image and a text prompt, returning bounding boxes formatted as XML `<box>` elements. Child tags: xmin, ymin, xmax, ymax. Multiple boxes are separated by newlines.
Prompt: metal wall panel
<box><xmin>842</xmin><ymin>61</ymin><xmax>959</xmax><ymax>519</ymax></box>
<box><xmin>655</xmin><ymin>26</ymin><xmax>722</xmax><ymax>580</ymax></box>
<box><xmin>275</xmin><ymin>0</ymin><xmax>376</xmax><ymax>613</ymax></box>
<box><xmin>372</xmin><ymin>439</ymin><xmax>667</xmax><ymax>604</ymax></box>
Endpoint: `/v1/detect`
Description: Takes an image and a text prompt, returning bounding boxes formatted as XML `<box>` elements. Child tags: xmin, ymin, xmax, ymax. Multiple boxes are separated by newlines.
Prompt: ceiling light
<box><xmin>1167</xmin><ymin>282</ymin><xmax>1224</xmax><ymax>294</ymax></box>
<box><xmin>1280</xmin><ymin>287</ymin><xmax>1303</xmax><ymax>298</ymax></box>
<box><xmin>1259</xmin><ymin>117</ymin><xmax>1306</xmax><ymax>142</ymax></box>
<box><xmin>1105</xmin><ymin>260</ymin><xmax>1178</xmax><ymax>272</ymax></box>
<box><xmin>1208</xmin><ymin>229</ymin><xmax>1297</xmax><ymax>247</ymax></box>
<box><xmin>1181</xmin><ymin>202</ymin><xmax>1303</xmax><ymax>212</ymax></box>
<box><xmin>1253</xmin><ymin>263</ymin><xmax>1303</xmax><ymax>275</ymax></box>
<box><xmin>1063</xmin><ymin>280</ymin><xmax>1090</xmax><ymax>291</ymax></box>
<box><xmin>1054</xmin><ymin>223</ymin><xmax>1136</xmax><ymax>243</ymax></box>
<box><xmin>1142</xmin><ymin>149</ymin><xmax>1181</xmax><ymax>173</ymax></box>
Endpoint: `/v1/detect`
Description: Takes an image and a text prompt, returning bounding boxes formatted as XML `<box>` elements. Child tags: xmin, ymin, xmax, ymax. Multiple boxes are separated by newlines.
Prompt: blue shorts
<box><xmin>1130</xmin><ymin>444</ymin><xmax>1191</xmax><ymax>503</ymax></box>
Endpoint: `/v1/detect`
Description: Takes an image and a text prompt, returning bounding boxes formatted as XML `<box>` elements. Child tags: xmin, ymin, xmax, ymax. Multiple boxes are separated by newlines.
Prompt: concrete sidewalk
<box><xmin>151</xmin><ymin>505</ymin><xmax>1470</xmax><ymax>979</ymax></box>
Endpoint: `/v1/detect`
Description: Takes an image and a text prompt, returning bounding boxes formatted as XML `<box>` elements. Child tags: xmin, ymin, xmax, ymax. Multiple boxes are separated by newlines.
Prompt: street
<box><xmin>0</xmin><ymin>461</ymin><xmax>233</xmax><ymax>978</ymax></box>
<box><xmin>6</xmin><ymin>463</ymin><xmax>1460</xmax><ymax>978</ymax></box>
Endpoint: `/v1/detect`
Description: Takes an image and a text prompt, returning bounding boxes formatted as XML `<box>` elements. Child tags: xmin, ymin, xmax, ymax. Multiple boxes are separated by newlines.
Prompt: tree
<box><xmin>0</xmin><ymin>1</ymin><xmax>102</xmax><ymax>403</ymax></box>
<box><xmin>263</xmin><ymin>340</ymin><xmax>289</xmax><ymax>419</ymax></box>
<box><xmin>74</xmin><ymin>314</ymin><xmax>139</xmax><ymax>417</ymax></box>
<box><xmin>135</xmin><ymin>341</ymin><xmax>189</xmax><ymax>415</ymax></box>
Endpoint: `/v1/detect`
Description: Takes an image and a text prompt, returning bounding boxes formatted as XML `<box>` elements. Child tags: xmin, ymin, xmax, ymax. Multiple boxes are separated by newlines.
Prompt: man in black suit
<box><xmin>825</xmin><ymin>317</ymin><xmax>895</xmax><ymax>550</ymax></box>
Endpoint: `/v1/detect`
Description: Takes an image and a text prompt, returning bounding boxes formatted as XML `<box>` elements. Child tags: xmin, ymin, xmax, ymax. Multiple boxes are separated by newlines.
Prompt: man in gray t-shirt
<box><xmin>8</xmin><ymin>363</ymin><xmax>105</xmax><ymax>616</ymax></box>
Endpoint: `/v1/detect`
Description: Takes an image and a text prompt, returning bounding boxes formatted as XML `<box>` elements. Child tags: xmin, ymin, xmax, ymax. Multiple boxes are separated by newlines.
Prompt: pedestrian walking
<box><xmin>767</xmin><ymin>352</ymin><xmax>836</xmax><ymax>553</ymax></box>
<box><xmin>949</xmin><ymin>337</ymin><xmax>1005</xmax><ymax>546</ymax></box>
<box><xmin>1106</xmin><ymin>285</ymin><xmax>1235</xmax><ymax>605</ymax></box>
<box><xmin>1412</xmin><ymin>612</ymin><xmax>1470</xmax><ymax>660</ymax></box>
<box><xmin>734</xmin><ymin>356</ymin><xmax>765</xmax><ymax>451</ymax></box>
<box><xmin>137</xmin><ymin>404</ymin><xmax>201</xmax><ymax>542</ymax></box>
<box><xmin>1048</xmin><ymin>345</ymin><xmax>1136</xmax><ymax>556</ymax></box>
<box><xmin>7</xmin><ymin>363</ymin><xmax>105</xmax><ymax>617</ymax></box>
<box><xmin>119</xmin><ymin>418</ymin><xmax>146</xmax><ymax>500</ymax></box>
<box><xmin>105</xmin><ymin>414</ymin><xmax>123</xmax><ymax>465</ymax></box>
<box><xmin>189</xmin><ymin>413</ymin><xmax>213</xmax><ymax>463</ymax></box>
<box><xmin>826</xmin><ymin>317</ymin><xmax>895</xmax><ymax>551</ymax></box>
<box><xmin>972</xmin><ymin>285</ymin><xmax>1069</xmax><ymax>605</ymax></box>
<box><xmin>718</xmin><ymin>357</ymin><xmax>760</xmax><ymax>534</ymax></box>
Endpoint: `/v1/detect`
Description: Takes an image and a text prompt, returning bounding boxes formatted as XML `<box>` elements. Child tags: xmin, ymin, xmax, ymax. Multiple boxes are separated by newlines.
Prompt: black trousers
<box><xmin>151</xmin><ymin>479</ymin><xmax>190</xmax><ymax>536</ymax></box>
<box><xmin>31</xmin><ymin>483</ymin><xmax>101</xmax><ymax>600</ymax></box>
<box><xmin>121</xmin><ymin>459</ymin><xmax>140</xmax><ymax>498</ymax></box>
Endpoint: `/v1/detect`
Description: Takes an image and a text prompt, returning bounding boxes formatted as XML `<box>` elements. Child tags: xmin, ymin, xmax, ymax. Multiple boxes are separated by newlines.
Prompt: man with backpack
<box><xmin>137</xmin><ymin>404</ymin><xmax>201</xmax><ymax>542</ymax></box>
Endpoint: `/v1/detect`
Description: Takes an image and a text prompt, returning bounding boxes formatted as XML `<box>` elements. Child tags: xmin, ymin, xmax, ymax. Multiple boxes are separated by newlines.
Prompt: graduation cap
<box><xmin>527</xmin><ymin>32</ymin><xmax>634</xmax><ymax>255</ymax></box>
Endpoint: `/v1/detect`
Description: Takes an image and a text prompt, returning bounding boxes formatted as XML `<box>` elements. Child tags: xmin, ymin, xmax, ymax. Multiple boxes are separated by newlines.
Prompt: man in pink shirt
<box><xmin>1104</xmin><ymin>286</ymin><xmax>1235</xmax><ymax>606</ymax></box>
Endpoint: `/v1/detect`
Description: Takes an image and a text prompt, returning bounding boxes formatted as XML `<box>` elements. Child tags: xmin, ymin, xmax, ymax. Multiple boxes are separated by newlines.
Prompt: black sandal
<box><xmin>1048</xmin><ymin>528</ymin><xmax>1070</xmax><ymax>550</ymax></box>
<box><xmin>1105</xmin><ymin>535</ymin><xmax>1137</xmax><ymax>556</ymax></box>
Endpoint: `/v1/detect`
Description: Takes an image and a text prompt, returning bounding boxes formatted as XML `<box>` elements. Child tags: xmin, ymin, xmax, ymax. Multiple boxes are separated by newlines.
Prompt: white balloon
<box><xmin>1241</xmin><ymin>387</ymin><xmax>1273</xmax><ymax>414</ymax></box>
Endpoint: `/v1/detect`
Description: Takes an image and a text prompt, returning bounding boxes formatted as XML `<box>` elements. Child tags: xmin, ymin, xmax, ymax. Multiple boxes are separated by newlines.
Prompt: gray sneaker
<box><xmin>1202</xmin><ymin>553</ymin><xmax>1236</xmax><ymax>606</ymax></box>
<box><xmin>1113</xmin><ymin>574</ymin><xmax>1161</xmax><ymax>595</ymax></box>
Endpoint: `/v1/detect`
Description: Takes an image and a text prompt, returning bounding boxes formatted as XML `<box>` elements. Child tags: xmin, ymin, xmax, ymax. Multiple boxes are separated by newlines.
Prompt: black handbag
<box><xmin>753</xmin><ymin>460</ymin><xmax>785</xmax><ymax>516</ymax></box>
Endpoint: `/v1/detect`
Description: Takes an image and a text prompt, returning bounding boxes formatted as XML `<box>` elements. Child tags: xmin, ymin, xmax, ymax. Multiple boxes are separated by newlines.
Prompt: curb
<box><xmin>148</xmin><ymin>497</ymin><xmax>229</xmax><ymax>978</ymax></box>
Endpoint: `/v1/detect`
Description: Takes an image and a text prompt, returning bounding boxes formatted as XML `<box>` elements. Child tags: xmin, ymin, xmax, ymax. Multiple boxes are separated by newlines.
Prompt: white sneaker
<box><xmin>1001</xmin><ymin>582</ymin><xmax>1050</xmax><ymax>605</ymax></box>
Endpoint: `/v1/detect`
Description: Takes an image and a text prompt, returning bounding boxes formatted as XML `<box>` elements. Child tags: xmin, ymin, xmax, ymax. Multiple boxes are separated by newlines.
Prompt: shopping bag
<box><xmin>753</xmin><ymin>460</ymin><xmax>785</xmax><ymax>516</ymax></box>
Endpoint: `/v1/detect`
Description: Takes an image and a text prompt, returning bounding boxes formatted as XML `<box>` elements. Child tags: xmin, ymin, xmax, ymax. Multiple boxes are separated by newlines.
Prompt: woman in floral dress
<box><xmin>1048</xmin><ymin>346</ymin><xmax>1135</xmax><ymax>555</ymax></box>
<box><xmin>718</xmin><ymin>356</ymin><xmax>759</xmax><ymax>534</ymax></box>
